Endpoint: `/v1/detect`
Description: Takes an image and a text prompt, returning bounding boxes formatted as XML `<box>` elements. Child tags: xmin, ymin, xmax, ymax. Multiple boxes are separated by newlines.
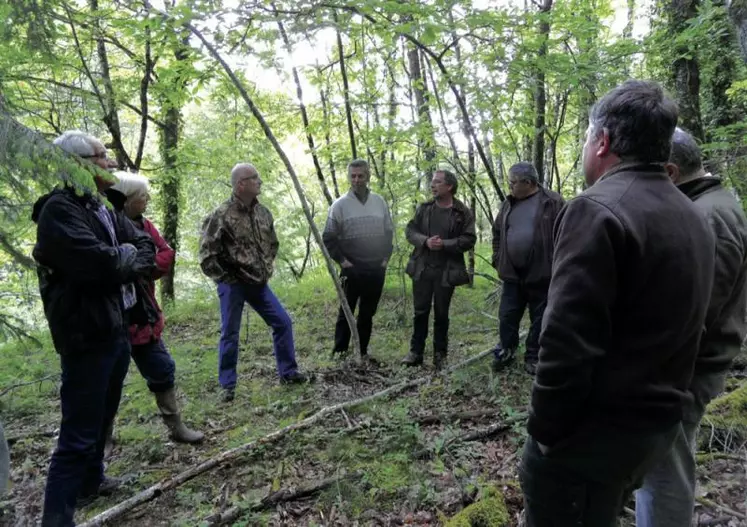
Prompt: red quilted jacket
<box><xmin>130</xmin><ymin>217</ymin><xmax>174</xmax><ymax>345</ymax></box>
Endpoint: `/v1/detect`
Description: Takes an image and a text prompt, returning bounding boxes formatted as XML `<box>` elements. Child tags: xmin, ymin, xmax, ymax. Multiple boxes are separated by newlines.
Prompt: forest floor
<box><xmin>0</xmin><ymin>267</ymin><xmax>745</xmax><ymax>526</ymax></box>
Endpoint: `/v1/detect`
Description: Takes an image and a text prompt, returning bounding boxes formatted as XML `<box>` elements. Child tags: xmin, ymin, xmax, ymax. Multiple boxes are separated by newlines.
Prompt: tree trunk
<box><xmin>671</xmin><ymin>0</ymin><xmax>705</xmax><ymax>141</ymax></box>
<box><xmin>407</xmin><ymin>44</ymin><xmax>437</xmax><ymax>185</ymax></box>
<box><xmin>335</xmin><ymin>13</ymin><xmax>357</xmax><ymax>159</ymax></box>
<box><xmin>319</xmin><ymin>86</ymin><xmax>340</xmax><ymax>198</ymax></box>
<box><xmin>90</xmin><ymin>0</ymin><xmax>134</xmax><ymax>169</ymax></box>
<box><xmin>708</xmin><ymin>0</ymin><xmax>739</xmax><ymax>132</ymax></box>
<box><xmin>276</xmin><ymin>14</ymin><xmax>333</xmax><ymax>205</ymax></box>
<box><xmin>533</xmin><ymin>0</ymin><xmax>553</xmax><ymax>184</ymax></box>
<box><xmin>159</xmin><ymin>34</ymin><xmax>189</xmax><ymax>306</ymax></box>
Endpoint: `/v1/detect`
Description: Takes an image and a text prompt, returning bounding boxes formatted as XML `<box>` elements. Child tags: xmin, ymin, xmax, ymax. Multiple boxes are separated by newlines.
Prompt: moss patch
<box><xmin>702</xmin><ymin>382</ymin><xmax>747</xmax><ymax>451</ymax></box>
<box><xmin>443</xmin><ymin>485</ymin><xmax>510</xmax><ymax>527</ymax></box>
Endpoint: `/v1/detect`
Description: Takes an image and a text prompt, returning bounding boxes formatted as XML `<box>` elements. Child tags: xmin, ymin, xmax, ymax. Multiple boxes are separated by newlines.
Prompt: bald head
<box><xmin>667</xmin><ymin>128</ymin><xmax>706</xmax><ymax>185</ymax></box>
<box><xmin>231</xmin><ymin>163</ymin><xmax>258</xmax><ymax>190</ymax></box>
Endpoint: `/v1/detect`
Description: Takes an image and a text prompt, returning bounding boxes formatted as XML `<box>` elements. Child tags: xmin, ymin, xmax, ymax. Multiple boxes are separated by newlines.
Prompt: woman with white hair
<box><xmin>105</xmin><ymin>172</ymin><xmax>204</xmax><ymax>444</ymax></box>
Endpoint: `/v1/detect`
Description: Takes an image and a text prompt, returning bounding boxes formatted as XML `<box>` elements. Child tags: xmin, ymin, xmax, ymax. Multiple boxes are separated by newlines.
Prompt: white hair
<box><xmin>53</xmin><ymin>130</ymin><xmax>104</xmax><ymax>158</ymax></box>
<box><xmin>230</xmin><ymin>163</ymin><xmax>258</xmax><ymax>189</ymax></box>
<box><xmin>111</xmin><ymin>171</ymin><xmax>150</xmax><ymax>199</ymax></box>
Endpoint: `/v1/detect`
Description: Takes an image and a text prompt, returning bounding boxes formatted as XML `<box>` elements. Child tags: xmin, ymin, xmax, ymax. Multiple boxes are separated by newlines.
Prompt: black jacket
<box><xmin>528</xmin><ymin>163</ymin><xmax>715</xmax><ymax>447</ymax></box>
<box><xmin>32</xmin><ymin>186</ymin><xmax>156</xmax><ymax>355</ymax></box>
<box><xmin>405</xmin><ymin>198</ymin><xmax>476</xmax><ymax>287</ymax></box>
<box><xmin>491</xmin><ymin>187</ymin><xmax>564</xmax><ymax>284</ymax></box>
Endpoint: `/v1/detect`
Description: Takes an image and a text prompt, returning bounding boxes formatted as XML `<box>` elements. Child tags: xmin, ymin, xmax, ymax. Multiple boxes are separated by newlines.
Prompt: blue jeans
<box><xmin>131</xmin><ymin>339</ymin><xmax>176</xmax><ymax>393</ymax></box>
<box><xmin>635</xmin><ymin>372</ymin><xmax>726</xmax><ymax>527</ymax></box>
<box><xmin>41</xmin><ymin>332</ymin><xmax>131</xmax><ymax>527</ymax></box>
<box><xmin>217</xmin><ymin>282</ymin><xmax>298</xmax><ymax>388</ymax></box>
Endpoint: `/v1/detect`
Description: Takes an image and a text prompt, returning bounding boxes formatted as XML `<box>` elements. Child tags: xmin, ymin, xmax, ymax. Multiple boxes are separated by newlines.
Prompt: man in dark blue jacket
<box><xmin>33</xmin><ymin>131</ymin><xmax>155</xmax><ymax>527</ymax></box>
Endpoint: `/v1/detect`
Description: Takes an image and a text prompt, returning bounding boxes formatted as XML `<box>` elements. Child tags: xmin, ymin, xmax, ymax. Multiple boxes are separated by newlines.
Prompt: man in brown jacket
<box><xmin>491</xmin><ymin>162</ymin><xmax>563</xmax><ymax>375</ymax></box>
<box><xmin>520</xmin><ymin>81</ymin><xmax>715</xmax><ymax>526</ymax></box>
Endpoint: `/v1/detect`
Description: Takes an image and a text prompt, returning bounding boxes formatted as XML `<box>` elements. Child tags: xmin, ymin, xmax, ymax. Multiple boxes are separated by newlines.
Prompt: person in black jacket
<box><xmin>402</xmin><ymin>169</ymin><xmax>476</xmax><ymax>370</ymax></box>
<box><xmin>490</xmin><ymin>162</ymin><xmax>564</xmax><ymax>375</ymax></box>
<box><xmin>33</xmin><ymin>131</ymin><xmax>155</xmax><ymax>527</ymax></box>
<box><xmin>519</xmin><ymin>82</ymin><xmax>715</xmax><ymax>527</ymax></box>
<box><xmin>635</xmin><ymin>129</ymin><xmax>747</xmax><ymax>527</ymax></box>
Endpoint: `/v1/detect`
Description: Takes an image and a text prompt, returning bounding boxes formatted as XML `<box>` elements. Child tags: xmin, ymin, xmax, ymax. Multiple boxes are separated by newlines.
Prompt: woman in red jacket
<box><xmin>108</xmin><ymin>172</ymin><xmax>203</xmax><ymax>444</ymax></box>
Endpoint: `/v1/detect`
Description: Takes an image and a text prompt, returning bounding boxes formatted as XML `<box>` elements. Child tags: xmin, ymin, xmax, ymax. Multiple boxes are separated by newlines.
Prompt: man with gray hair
<box><xmin>199</xmin><ymin>163</ymin><xmax>309</xmax><ymax>403</ymax></box>
<box><xmin>635</xmin><ymin>128</ymin><xmax>747</xmax><ymax>527</ymax></box>
<box><xmin>323</xmin><ymin>159</ymin><xmax>393</xmax><ymax>361</ymax></box>
<box><xmin>520</xmin><ymin>81</ymin><xmax>715</xmax><ymax>526</ymax></box>
<box><xmin>490</xmin><ymin>161</ymin><xmax>563</xmax><ymax>375</ymax></box>
<box><xmin>32</xmin><ymin>130</ymin><xmax>156</xmax><ymax>526</ymax></box>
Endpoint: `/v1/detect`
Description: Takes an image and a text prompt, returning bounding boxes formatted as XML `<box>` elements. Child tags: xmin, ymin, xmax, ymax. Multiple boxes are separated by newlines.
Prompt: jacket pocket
<box><xmin>405</xmin><ymin>256</ymin><xmax>417</xmax><ymax>278</ymax></box>
<box><xmin>446</xmin><ymin>267</ymin><xmax>470</xmax><ymax>287</ymax></box>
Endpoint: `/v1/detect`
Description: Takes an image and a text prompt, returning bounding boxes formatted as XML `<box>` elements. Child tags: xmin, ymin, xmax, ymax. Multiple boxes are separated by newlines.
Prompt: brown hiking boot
<box><xmin>155</xmin><ymin>388</ymin><xmax>205</xmax><ymax>444</ymax></box>
<box><xmin>401</xmin><ymin>351</ymin><xmax>424</xmax><ymax>367</ymax></box>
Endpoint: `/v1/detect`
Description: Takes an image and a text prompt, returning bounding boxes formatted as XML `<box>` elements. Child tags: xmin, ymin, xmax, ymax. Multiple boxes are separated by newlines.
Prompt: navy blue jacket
<box><xmin>32</xmin><ymin>186</ymin><xmax>156</xmax><ymax>355</ymax></box>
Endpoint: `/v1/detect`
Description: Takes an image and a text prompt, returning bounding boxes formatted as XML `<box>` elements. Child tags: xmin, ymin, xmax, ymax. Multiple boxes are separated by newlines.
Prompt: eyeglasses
<box><xmin>81</xmin><ymin>151</ymin><xmax>109</xmax><ymax>160</ymax></box>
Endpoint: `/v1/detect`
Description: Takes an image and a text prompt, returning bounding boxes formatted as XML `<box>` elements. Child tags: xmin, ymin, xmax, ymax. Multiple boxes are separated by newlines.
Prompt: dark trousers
<box><xmin>217</xmin><ymin>282</ymin><xmax>298</xmax><ymax>388</ymax></box>
<box><xmin>42</xmin><ymin>332</ymin><xmax>131</xmax><ymax>527</ymax></box>
<box><xmin>334</xmin><ymin>267</ymin><xmax>386</xmax><ymax>355</ymax></box>
<box><xmin>410</xmin><ymin>268</ymin><xmax>455</xmax><ymax>356</ymax></box>
<box><xmin>497</xmin><ymin>280</ymin><xmax>548</xmax><ymax>363</ymax></box>
<box><xmin>131</xmin><ymin>338</ymin><xmax>176</xmax><ymax>393</ymax></box>
<box><xmin>519</xmin><ymin>423</ymin><xmax>679</xmax><ymax>527</ymax></box>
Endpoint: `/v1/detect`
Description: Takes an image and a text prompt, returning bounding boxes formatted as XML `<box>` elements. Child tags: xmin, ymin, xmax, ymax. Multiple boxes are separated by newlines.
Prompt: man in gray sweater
<box><xmin>323</xmin><ymin>159</ymin><xmax>394</xmax><ymax>361</ymax></box>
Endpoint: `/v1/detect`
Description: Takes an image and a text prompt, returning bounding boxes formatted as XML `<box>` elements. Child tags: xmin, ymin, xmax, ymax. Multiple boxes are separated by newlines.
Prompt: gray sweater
<box><xmin>322</xmin><ymin>190</ymin><xmax>394</xmax><ymax>271</ymax></box>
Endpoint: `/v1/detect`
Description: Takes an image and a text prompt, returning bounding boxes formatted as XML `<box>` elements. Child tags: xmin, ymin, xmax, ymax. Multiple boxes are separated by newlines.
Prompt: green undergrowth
<box><xmin>1</xmin><ymin>255</ymin><xmax>539</xmax><ymax>524</ymax></box>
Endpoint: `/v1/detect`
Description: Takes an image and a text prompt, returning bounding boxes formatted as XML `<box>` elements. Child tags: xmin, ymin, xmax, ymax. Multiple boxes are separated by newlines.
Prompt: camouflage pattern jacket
<box><xmin>199</xmin><ymin>195</ymin><xmax>279</xmax><ymax>285</ymax></box>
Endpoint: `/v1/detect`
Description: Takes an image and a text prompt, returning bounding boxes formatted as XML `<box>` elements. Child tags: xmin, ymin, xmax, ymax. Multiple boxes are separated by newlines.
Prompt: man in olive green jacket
<box><xmin>402</xmin><ymin>169</ymin><xmax>476</xmax><ymax>370</ymax></box>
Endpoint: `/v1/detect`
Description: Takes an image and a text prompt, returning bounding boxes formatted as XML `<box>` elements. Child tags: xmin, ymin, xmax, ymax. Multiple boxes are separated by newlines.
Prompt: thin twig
<box><xmin>0</xmin><ymin>374</ymin><xmax>59</xmax><ymax>398</ymax></box>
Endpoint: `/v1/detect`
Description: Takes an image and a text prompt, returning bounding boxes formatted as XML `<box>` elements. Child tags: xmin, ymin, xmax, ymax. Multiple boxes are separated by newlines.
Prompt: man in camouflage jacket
<box><xmin>199</xmin><ymin>163</ymin><xmax>308</xmax><ymax>402</ymax></box>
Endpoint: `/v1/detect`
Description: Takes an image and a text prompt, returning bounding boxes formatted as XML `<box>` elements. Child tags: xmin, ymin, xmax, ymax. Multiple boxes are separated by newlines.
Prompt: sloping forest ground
<box><xmin>0</xmin><ymin>267</ymin><xmax>745</xmax><ymax>526</ymax></box>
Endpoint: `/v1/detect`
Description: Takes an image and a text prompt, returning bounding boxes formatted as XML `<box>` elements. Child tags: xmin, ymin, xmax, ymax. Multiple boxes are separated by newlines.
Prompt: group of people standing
<box><xmin>24</xmin><ymin>77</ymin><xmax>747</xmax><ymax>527</ymax></box>
<box><xmin>519</xmin><ymin>80</ymin><xmax>747</xmax><ymax>527</ymax></box>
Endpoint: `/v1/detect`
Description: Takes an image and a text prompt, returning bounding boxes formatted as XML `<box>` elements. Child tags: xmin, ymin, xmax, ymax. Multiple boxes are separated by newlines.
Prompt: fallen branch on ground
<box><xmin>0</xmin><ymin>374</ymin><xmax>59</xmax><ymax>398</ymax></box>
<box><xmin>698</xmin><ymin>515</ymin><xmax>734</xmax><ymax>526</ymax></box>
<box><xmin>696</xmin><ymin>497</ymin><xmax>747</xmax><ymax>521</ymax></box>
<box><xmin>204</xmin><ymin>470</ymin><xmax>362</xmax><ymax>526</ymax></box>
<box><xmin>416</xmin><ymin>408</ymin><xmax>503</xmax><ymax>425</ymax></box>
<box><xmin>415</xmin><ymin>414</ymin><xmax>527</xmax><ymax>459</ymax></box>
<box><xmin>79</xmin><ymin>348</ymin><xmax>495</xmax><ymax>526</ymax></box>
<box><xmin>6</xmin><ymin>429</ymin><xmax>57</xmax><ymax>446</ymax></box>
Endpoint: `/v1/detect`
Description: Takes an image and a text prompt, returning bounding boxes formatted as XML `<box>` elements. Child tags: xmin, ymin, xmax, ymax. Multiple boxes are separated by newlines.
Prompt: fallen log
<box><xmin>695</xmin><ymin>497</ymin><xmax>747</xmax><ymax>521</ymax></box>
<box><xmin>416</xmin><ymin>408</ymin><xmax>503</xmax><ymax>426</ymax></box>
<box><xmin>78</xmin><ymin>348</ymin><xmax>494</xmax><ymax>526</ymax></box>
<box><xmin>204</xmin><ymin>470</ymin><xmax>362</xmax><ymax>526</ymax></box>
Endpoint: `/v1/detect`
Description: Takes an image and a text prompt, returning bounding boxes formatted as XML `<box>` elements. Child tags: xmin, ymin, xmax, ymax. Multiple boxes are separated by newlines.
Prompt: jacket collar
<box><xmin>677</xmin><ymin>174</ymin><xmax>723</xmax><ymax>201</ymax></box>
<box><xmin>598</xmin><ymin>161</ymin><xmax>668</xmax><ymax>183</ymax></box>
<box><xmin>347</xmin><ymin>188</ymin><xmax>370</xmax><ymax>204</ymax></box>
<box><xmin>231</xmin><ymin>193</ymin><xmax>260</xmax><ymax>212</ymax></box>
<box><xmin>423</xmin><ymin>197</ymin><xmax>469</xmax><ymax>214</ymax></box>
